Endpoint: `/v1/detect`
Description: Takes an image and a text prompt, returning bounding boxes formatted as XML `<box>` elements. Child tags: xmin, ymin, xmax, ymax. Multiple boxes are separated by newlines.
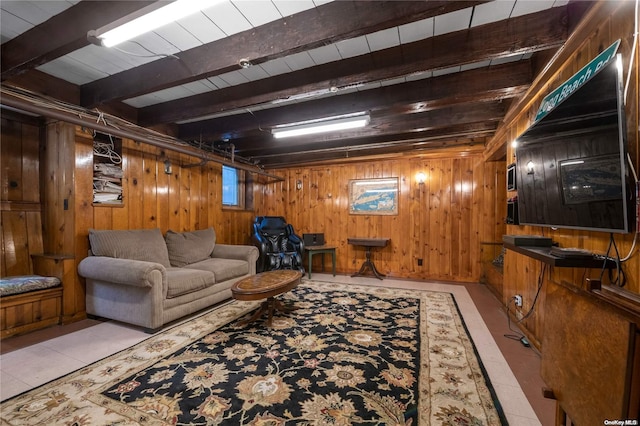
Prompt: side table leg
<box><xmin>369</xmin><ymin>260</ymin><xmax>386</xmax><ymax>279</ymax></box>
<box><xmin>331</xmin><ymin>249</ymin><xmax>336</xmax><ymax>276</ymax></box>
<box><xmin>351</xmin><ymin>246</ymin><xmax>385</xmax><ymax>279</ymax></box>
<box><xmin>352</xmin><ymin>259</ymin><xmax>369</xmax><ymax>277</ymax></box>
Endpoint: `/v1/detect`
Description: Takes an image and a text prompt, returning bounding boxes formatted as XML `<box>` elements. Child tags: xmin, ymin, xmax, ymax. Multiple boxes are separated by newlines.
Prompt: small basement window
<box><xmin>222</xmin><ymin>165</ymin><xmax>252</xmax><ymax>210</ymax></box>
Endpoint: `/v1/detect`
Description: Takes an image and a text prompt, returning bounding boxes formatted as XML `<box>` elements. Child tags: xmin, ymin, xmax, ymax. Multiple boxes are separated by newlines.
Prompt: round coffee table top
<box><xmin>231</xmin><ymin>270</ymin><xmax>302</xmax><ymax>301</ymax></box>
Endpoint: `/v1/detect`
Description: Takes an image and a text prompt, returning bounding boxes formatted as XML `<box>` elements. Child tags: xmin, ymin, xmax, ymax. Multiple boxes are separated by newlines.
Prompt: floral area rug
<box><xmin>1</xmin><ymin>281</ymin><xmax>507</xmax><ymax>425</ymax></box>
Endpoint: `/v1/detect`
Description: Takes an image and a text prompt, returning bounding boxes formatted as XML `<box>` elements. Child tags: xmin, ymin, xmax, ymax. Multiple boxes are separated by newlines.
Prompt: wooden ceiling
<box><xmin>1</xmin><ymin>1</ymin><xmax>591</xmax><ymax>168</ymax></box>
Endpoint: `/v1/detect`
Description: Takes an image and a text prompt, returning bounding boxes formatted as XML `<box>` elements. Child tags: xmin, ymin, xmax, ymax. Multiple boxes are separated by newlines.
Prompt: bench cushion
<box><xmin>0</xmin><ymin>275</ymin><xmax>61</xmax><ymax>297</ymax></box>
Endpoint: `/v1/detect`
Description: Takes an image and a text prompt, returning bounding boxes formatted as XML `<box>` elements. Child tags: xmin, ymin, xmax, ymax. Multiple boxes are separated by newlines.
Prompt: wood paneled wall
<box><xmin>69</xmin><ymin>127</ymin><xmax>257</xmax><ymax>241</ymax></box>
<box><xmin>6</xmin><ymin>116</ymin><xmax>505</xmax><ymax>313</ymax></box>
<box><xmin>1</xmin><ymin>112</ymin><xmax>42</xmax><ymax>277</ymax></box>
<box><xmin>255</xmin><ymin>150</ymin><xmax>504</xmax><ymax>282</ymax></box>
<box><xmin>0</xmin><ymin>114</ymin><xmax>69</xmax><ymax>336</ymax></box>
<box><xmin>490</xmin><ymin>0</ymin><xmax>640</xmax><ymax>349</ymax></box>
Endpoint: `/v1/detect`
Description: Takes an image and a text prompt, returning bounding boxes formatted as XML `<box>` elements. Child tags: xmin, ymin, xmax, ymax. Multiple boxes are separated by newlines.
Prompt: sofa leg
<box><xmin>143</xmin><ymin>326</ymin><xmax>162</xmax><ymax>334</ymax></box>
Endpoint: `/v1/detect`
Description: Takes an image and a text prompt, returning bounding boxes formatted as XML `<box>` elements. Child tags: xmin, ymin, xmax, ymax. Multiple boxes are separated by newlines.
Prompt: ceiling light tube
<box><xmin>272</xmin><ymin>114</ymin><xmax>370</xmax><ymax>139</ymax></box>
<box><xmin>90</xmin><ymin>0</ymin><xmax>223</xmax><ymax>48</ymax></box>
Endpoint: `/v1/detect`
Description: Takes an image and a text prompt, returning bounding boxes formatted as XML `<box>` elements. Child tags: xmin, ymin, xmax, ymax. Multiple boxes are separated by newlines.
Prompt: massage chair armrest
<box><xmin>287</xmin><ymin>233</ymin><xmax>304</xmax><ymax>251</ymax></box>
<box><xmin>78</xmin><ymin>256</ymin><xmax>166</xmax><ymax>288</ymax></box>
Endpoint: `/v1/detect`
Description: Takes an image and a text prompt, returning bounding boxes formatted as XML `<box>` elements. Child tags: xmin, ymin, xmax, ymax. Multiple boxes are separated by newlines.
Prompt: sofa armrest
<box><xmin>78</xmin><ymin>256</ymin><xmax>166</xmax><ymax>288</ymax></box>
<box><xmin>212</xmin><ymin>244</ymin><xmax>259</xmax><ymax>273</ymax></box>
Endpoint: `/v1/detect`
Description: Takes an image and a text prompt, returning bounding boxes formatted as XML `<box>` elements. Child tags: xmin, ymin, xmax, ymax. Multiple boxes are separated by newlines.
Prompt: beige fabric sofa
<box><xmin>78</xmin><ymin>228</ymin><xmax>258</xmax><ymax>332</ymax></box>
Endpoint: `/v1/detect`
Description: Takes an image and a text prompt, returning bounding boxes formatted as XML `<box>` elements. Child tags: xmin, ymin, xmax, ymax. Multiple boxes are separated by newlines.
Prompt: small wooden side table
<box><xmin>304</xmin><ymin>246</ymin><xmax>336</xmax><ymax>279</ymax></box>
<box><xmin>347</xmin><ymin>237</ymin><xmax>390</xmax><ymax>279</ymax></box>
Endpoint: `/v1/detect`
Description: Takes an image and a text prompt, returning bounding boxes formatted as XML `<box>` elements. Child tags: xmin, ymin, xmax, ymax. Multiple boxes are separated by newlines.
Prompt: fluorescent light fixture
<box><xmin>272</xmin><ymin>114</ymin><xmax>370</xmax><ymax>139</ymax></box>
<box><xmin>89</xmin><ymin>0</ymin><xmax>223</xmax><ymax>48</ymax></box>
<box><xmin>561</xmin><ymin>160</ymin><xmax>585</xmax><ymax>167</ymax></box>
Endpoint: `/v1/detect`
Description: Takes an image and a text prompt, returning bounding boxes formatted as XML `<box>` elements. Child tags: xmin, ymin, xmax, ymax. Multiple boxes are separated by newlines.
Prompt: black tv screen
<box><xmin>515</xmin><ymin>55</ymin><xmax>634</xmax><ymax>233</ymax></box>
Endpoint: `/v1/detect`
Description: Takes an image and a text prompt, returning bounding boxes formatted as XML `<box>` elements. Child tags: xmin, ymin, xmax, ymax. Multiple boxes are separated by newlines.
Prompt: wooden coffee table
<box><xmin>231</xmin><ymin>270</ymin><xmax>302</xmax><ymax>326</ymax></box>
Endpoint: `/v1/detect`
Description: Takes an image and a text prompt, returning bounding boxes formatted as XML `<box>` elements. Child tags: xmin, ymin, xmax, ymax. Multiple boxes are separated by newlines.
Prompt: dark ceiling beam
<box><xmin>80</xmin><ymin>1</ymin><xmax>486</xmax><ymax>107</ymax></box>
<box><xmin>224</xmin><ymin>101</ymin><xmax>505</xmax><ymax>154</ymax></box>
<box><xmin>142</xmin><ymin>6</ymin><xmax>567</xmax><ymax>126</ymax></box>
<box><xmin>3</xmin><ymin>72</ymin><xmax>139</xmax><ymax>123</ymax></box>
<box><xmin>235</xmin><ymin>122</ymin><xmax>498</xmax><ymax>159</ymax></box>
<box><xmin>178</xmin><ymin>60</ymin><xmax>532</xmax><ymax>141</ymax></box>
<box><xmin>342</xmin><ymin>102</ymin><xmax>504</xmax><ymax>139</ymax></box>
<box><xmin>1</xmin><ymin>1</ymin><xmax>158</xmax><ymax>81</ymax></box>
<box><xmin>3</xmin><ymin>70</ymin><xmax>80</xmax><ymax>104</ymax></box>
<box><xmin>251</xmin><ymin>135</ymin><xmax>489</xmax><ymax>168</ymax></box>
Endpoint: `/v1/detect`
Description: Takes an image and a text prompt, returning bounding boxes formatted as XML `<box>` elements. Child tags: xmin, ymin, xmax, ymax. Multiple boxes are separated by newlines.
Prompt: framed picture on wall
<box><xmin>348</xmin><ymin>178</ymin><xmax>398</xmax><ymax>215</ymax></box>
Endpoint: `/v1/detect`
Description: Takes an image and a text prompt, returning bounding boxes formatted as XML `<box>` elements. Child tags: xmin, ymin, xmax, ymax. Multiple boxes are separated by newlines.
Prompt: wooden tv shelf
<box><xmin>503</xmin><ymin>242</ymin><xmax>616</xmax><ymax>269</ymax></box>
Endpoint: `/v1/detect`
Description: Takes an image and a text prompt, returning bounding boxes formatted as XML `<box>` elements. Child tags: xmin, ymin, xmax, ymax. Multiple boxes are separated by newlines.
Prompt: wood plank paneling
<box><xmin>1</xmin><ymin>116</ymin><xmax>43</xmax><ymax>277</ymax></box>
<box><xmin>1</xmin><ymin>211</ymin><xmax>33</xmax><ymax>276</ymax></box>
<box><xmin>21</xmin><ymin>123</ymin><xmax>40</xmax><ymax>203</ymax></box>
<box><xmin>1</xmin><ymin>118</ymin><xmax>22</xmax><ymax>202</ymax></box>
<box><xmin>73</xmin><ymin>129</ymin><xmax>94</xmax><ymax>259</ymax></box>
<box><xmin>0</xmin><ymin>115</ymin><xmax>66</xmax><ymax>337</ymax></box>
<box><xmin>256</xmin><ymin>153</ymin><xmax>494</xmax><ymax>282</ymax></box>
<box><xmin>42</xmin><ymin>121</ymin><xmax>75</xmax><ymax>254</ymax></box>
<box><xmin>143</xmin><ymin>151</ymin><xmax>158</xmax><ymax>229</ymax></box>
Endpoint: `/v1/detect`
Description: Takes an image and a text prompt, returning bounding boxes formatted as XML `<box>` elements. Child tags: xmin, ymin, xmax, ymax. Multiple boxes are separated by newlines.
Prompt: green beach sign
<box><xmin>535</xmin><ymin>39</ymin><xmax>620</xmax><ymax>122</ymax></box>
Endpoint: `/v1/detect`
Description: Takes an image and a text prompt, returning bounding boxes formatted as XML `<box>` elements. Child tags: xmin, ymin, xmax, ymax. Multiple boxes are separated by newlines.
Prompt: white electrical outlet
<box><xmin>514</xmin><ymin>294</ymin><xmax>523</xmax><ymax>307</ymax></box>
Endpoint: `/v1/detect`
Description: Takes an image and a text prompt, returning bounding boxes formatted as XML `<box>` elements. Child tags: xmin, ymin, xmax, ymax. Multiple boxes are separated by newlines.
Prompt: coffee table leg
<box><xmin>268</xmin><ymin>298</ymin><xmax>299</xmax><ymax>326</ymax></box>
<box><xmin>266</xmin><ymin>298</ymin><xmax>274</xmax><ymax>326</ymax></box>
<box><xmin>238</xmin><ymin>300</ymin><xmax>269</xmax><ymax>326</ymax></box>
<box><xmin>274</xmin><ymin>298</ymin><xmax>296</xmax><ymax>313</ymax></box>
<box><xmin>240</xmin><ymin>297</ymin><xmax>297</xmax><ymax>327</ymax></box>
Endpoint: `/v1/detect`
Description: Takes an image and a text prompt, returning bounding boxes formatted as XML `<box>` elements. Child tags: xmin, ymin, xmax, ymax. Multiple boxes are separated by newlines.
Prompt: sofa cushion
<box><xmin>185</xmin><ymin>258</ymin><xmax>249</xmax><ymax>283</ymax></box>
<box><xmin>165</xmin><ymin>228</ymin><xmax>216</xmax><ymax>267</ymax></box>
<box><xmin>165</xmin><ymin>268</ymin><xmax>216</xmax><ymax>298</ymax></box>
<box><xmin>89</xmin><ymin>228</ymin><xmax>171</xmax><ymax>267</ymax></box>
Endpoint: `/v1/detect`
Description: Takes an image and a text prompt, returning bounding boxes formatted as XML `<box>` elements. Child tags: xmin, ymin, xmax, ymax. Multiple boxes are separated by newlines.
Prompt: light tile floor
<box><xmin>0</xmin><ymin>274</ymin><xmax>552</xmax><ymax>425</ymax></box>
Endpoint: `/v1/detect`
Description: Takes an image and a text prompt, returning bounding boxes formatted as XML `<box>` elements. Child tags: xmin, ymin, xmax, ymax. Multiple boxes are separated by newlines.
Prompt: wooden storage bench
<box><xmin>0</xmin><ymin>254</ymin><xmax>71</xmax><ymax>339</ymax></box>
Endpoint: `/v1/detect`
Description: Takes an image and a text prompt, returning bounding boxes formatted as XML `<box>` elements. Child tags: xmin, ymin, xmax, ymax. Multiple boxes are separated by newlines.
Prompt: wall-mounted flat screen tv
<box><xmin>515</xmin><ymin>55</ymin><xmax>634</xmax><ymax>233</ymax></box>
